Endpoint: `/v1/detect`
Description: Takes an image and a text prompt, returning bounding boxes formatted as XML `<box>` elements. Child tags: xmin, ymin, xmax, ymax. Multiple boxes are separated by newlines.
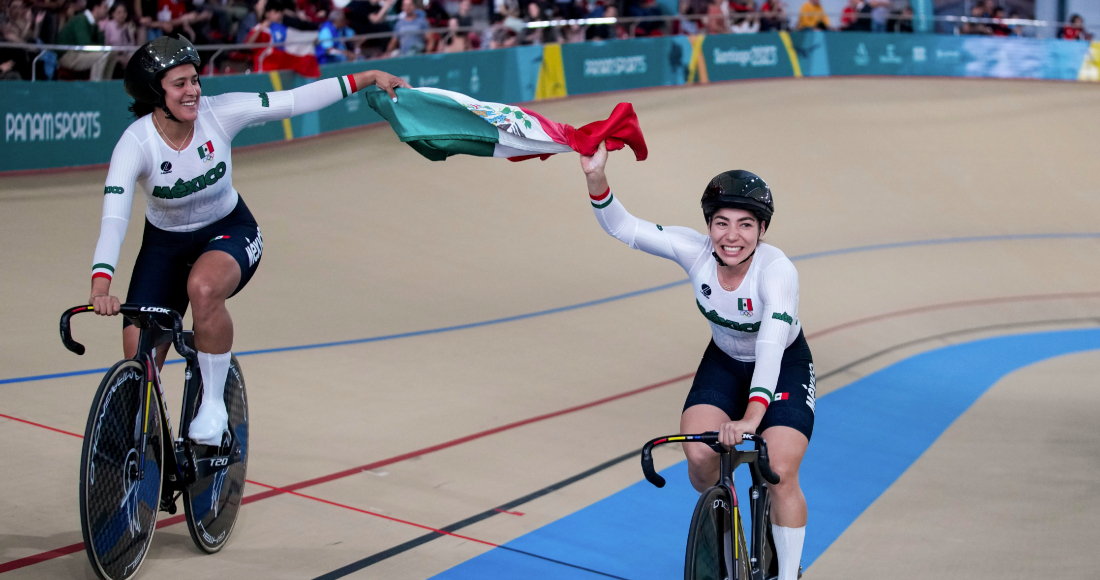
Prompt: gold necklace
<box><xmin>153</xmin><ymin>113</ymin><xmax>194</xmax><ymax>156</ymax></box>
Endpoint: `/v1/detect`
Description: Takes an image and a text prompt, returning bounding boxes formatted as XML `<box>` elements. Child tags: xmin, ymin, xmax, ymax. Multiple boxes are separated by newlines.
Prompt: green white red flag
<box><xmin>365</xmin><ymin>87</ymin><xmax>647</xmax><ymax>162</ymax></box>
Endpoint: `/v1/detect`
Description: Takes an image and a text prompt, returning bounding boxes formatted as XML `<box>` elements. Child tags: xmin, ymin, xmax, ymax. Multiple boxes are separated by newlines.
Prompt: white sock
<box><xmin>197</xmin><ymin>351</ymin><xmax>231</xmax><ymax>407</ymax></box>
<box><xmin>772</xmin><ymin>524</ymin><xmax>805</xmax><ymax>580</ymax></box>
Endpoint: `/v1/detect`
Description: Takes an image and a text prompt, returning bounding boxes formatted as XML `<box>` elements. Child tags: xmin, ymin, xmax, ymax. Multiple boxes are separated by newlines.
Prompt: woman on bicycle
<box><xmin>88</xmin><ymin>35</ymin><xmax>409</xmax><ymax>445</ymax></box>
<box><xmin>579</xmin><ymin>144</ymin><xmax>813</xmax><ymax>580</ymax></box>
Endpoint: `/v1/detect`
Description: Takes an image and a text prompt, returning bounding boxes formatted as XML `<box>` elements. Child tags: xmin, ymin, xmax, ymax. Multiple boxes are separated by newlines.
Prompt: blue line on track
<box><xmin>4</xmin><ymin>232</ymin><xmax>1097</xmax><ymax>386</ymax></box>
<box><xmin>427</xmin><ymin>328</ymin><xmax>1100</xmax><ymax>579</ymax></box>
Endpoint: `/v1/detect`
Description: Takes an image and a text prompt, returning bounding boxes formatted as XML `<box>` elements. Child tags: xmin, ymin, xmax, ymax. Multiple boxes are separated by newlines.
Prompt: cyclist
<box><xmin>88</xmin><ymin>35</ymin><xmax>409</xmax><ymax>445</ymax></box>
<box><xmin>579</xmin><ymin>143</ymin><xmax>813</xmax><ymax>580</ymax></box>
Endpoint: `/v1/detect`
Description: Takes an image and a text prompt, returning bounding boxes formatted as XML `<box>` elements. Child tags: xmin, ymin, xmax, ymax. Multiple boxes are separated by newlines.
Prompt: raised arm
<box><xmin>209</xmin><ymin>70</ymin><xmax>411</xmax><ymax>139</ymax></box>
<box><xmin>90</xmin><ymin>132</ymin><xmax>146</xmax><ymax>316</ymax></box>
<box><xmin>580</xmin><ymin>142</ymin><xmax>709</xmax><ymax>273</ymax></box>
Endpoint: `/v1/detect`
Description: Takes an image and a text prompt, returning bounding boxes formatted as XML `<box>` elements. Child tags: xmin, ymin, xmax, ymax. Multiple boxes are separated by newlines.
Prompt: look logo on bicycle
<box><xmin>87</xmin><ymin>35</ymin><xmax>410</xmax><ymax>445</ymax></box>
<box><xmin>580</xmin><ymin>144</ymin><xmax>814</xmax><ymax>580</ymax></box>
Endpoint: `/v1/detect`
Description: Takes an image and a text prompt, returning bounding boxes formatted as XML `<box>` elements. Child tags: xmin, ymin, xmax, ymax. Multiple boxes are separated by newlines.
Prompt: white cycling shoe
<box><xmin>189</xmin><ymin>401</ymin><xmax>228</xmax><ymax>446</ymax></box>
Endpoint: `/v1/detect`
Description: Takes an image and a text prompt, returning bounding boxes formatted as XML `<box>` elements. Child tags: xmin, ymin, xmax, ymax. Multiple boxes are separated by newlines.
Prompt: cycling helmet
<box><xmin>700</xmin><ymin>170</ymin><xmax>774</xmax><ymax>226</ymax></box>
<box><xmin>124</xmin><ymin>36</ymin><xmax>201</xmax><ymax>117</ymax></box>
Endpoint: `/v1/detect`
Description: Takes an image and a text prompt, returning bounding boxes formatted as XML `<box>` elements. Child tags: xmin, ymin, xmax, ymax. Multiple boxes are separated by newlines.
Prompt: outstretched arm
<box><xmin>210</xmin><ymin>71</ymin><xmax>412</xmax><ymax>139</ymax></box>
<box><xmin>580</xmin><ymin>143</ymin><xmax>709</xmax><ymax>272</ymax></box>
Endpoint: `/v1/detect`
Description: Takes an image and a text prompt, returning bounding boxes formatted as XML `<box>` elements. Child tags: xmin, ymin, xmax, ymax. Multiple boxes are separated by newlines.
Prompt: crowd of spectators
<box><xmin>0</xmin><ymin>0</ymin><xmax>1094</xmax><ymax>81</ymax></box>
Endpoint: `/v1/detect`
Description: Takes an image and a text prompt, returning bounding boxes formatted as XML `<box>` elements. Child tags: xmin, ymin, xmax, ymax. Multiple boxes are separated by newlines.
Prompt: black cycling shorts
<box><xmin>683</xmin><ymin>329</ymin><xmax>816</xmax><ymax>441</ymax></box>
<box><xmin>124</xmin><ymin>196</ymin><xmax>263</xmax><ymax>327</ymax></box>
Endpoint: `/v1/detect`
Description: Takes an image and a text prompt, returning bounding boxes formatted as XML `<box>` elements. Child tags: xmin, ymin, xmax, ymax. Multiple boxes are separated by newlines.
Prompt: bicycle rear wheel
<box><xmin>183</xmin><ymin>355</ymin><xmax>249</xmax><ymax>553</ymax></box>
<box><xmin>685</xmin><ymin>486</ymin><xmax>751</xmax><ymax>580</ymax></box>
<box><xmin>79</xmin><ymin>360</ymin><xmax>164</xmax><ymax>580</ymax></box>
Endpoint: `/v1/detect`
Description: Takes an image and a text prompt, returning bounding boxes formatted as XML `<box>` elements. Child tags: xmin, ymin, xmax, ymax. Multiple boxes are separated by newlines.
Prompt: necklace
<box><xmin>153</xmin><ymin>113</ymin><xmax>194</xmax><ymax>156</ymax></box>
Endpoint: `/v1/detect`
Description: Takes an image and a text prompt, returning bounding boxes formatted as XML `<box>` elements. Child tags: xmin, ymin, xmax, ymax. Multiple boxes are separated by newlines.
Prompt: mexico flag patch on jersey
<box><xmin>197</xmin><ymin>141</ymin><xmax>214</xmax><ymax>162</ymax></box>
<box><xmin>738</xmin><ymin>298</ymin><xmax>753</xmax><ymax>312</ymax></box>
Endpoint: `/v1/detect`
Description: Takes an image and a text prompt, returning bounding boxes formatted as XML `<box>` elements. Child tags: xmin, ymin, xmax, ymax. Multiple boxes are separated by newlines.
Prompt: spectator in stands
<box><xmin>838</xmin><ymin>0</ymin><xmax>856</xmax><ymax>29</ymax></box>
<box><xmin>704</xmin><ymin>0</ymin><xmax>728</xmax><ymax>35</ymax></box>
<box><xmin>585</xmin><ymin>2</ymin><xmax>621</xmax><ymax>40</ymax></box>
<box><xmin>961</xmin><ymin>4</ymin><xmax>990</xmax><ymax>35</ymax></box>
<box><xmin>1060</xmin><ymin>14</ymin><xmax>1093</xmax><ymax>41</ymax></box>
<box><xmin>100</xmin><ymin>1</ymin><xmax>138</xmax><ymax>73</ymax></box>
<box><xmin>890</xmin><ymin>5</ymin><xmax>913</xmax><ymax>33</ymax></box>
<box><xmin>345</xmin><ymin>0</ymin><xmax>395</xmax><ymax>56</ymax></box>
<box><xmin>386</xmin><ymin>0</ymin><xmax>429</xmax><ymax>56</ymax></box>
<box><xmin>247</xmin><ymin>0</ymin><xmax>321</xmax><ymax>75</ymax></box>
<box><xmin>675</xmin><ymin>0</ymin><xmax>701</xmax><ymax>35</ymax></box>
<box><xmin>315</xmin><ymin>8</ymin><xmax>356</xmax><ymax>62</ymax></box>
<box><xmin>1</xmin><ymin>0</ymin><xmax>44</xmax><ymax>79</ymax></box>
<box><xmin>988</xmin><ymin>6</ymin><xmax>1010</xmax><ymax>36</ymax></box>
<box><xmin>758</xmin><ymin>0</ymin><xmax>786</xmax><ymax>31</ymax></box>
<box><xmin>627</xmin><ymin>0</ymin><xmax>665</xmax><ymax>36</ymax></box>
<box><xmin>869</xmin><ymin>0</ymin><xmax>887</xmax><ymax>32</ymax></box>
<box><xmin>730</xmin><ymin>0</ymin><xmax>759</xmax><ymax>33</ymax></box>
<box><xmin>524</xmin><ymin>0</ymin><xmax>560</xmax><ymax>44</ymax></box>
<box><xmin>795</xmin><ymin>0</ymin><xmax>828</xmax><ymax>30</ymax></box>
<box><xmin>57</xmin><ymin>0</ymin><xmax>115</xmax><ymax>79</ymax></box>
<box><xmin>296</xmin><ymin>0</ymin><xmax>329</xmax><ymax>24</ymax></box>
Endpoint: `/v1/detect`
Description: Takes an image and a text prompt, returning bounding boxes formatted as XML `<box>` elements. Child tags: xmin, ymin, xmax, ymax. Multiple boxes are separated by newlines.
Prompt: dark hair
<box><xmin>87</xmin><ymin>0</ymin><xmax>107</xmax><ymax>11</ymax></box>
<box><xmin>111</xmin><ymin>1</ymin><xmax>129</xmax><ymax>16</ymax></box>
<box><xmin>128</xmin><ymin>100</ymin><xmax>157</xmax><ymax>118</ymax></box>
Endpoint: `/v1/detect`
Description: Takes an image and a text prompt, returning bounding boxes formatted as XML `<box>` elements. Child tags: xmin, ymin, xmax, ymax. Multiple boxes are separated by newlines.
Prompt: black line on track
<box><xmin>312</xmin><ymin>448</ymin><xmax>643</xmax><ymax>580</ymax></box>
<box><xmin>313</xmin><ymin>317</ymin><xmax>1100</xmax><ymax>580</ymax></box>
<box><xmin>817</xmin><ymin>317</ymin><xmax>1100</xmax><ymax>382</ymax></box>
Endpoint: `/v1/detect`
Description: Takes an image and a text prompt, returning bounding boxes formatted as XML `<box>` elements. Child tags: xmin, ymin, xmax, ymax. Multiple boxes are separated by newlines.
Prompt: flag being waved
<box><xmin>365</xmin><ymin>87</ymin><xmax>647</xmax><ymax>162</ymax></box>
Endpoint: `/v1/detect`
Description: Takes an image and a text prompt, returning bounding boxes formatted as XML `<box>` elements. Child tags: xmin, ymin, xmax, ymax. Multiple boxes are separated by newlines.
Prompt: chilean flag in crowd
<box><xmin>366</xmin><ymin>87</ymin><xmax>647</xmax><ymax>162</ymax></box>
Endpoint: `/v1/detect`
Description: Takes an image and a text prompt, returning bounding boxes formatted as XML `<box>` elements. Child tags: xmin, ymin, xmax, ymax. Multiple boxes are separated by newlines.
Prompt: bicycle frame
<box><xmin>641</xmin><ymin>432</ymin><xmax>780</xmax><ymax>580</ymax></box>
<box><xmin>60</xmin><ymin>305</ymin><xmax>244</xmax><ymax>500</ymax></box>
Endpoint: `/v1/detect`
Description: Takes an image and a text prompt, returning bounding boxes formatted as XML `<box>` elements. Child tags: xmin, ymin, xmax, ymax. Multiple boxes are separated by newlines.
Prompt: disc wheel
<box><xmin>183</xmin><ymin>355</ymin><xmax>249</xmax><ymax>553</ymax></box>
<box><xmin>79</xmin><ymin>360</ymin><xmax>164</xmax><ymax>580</ymax></box>
<box><xmin>685</xmin><ymin>486</ymin><xmax>750</xmax><ymax>580</ymax></box>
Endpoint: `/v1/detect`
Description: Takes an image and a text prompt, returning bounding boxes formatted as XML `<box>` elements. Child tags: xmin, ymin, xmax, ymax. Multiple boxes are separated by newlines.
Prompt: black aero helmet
<box><xmin>124</xmin><ymin>36</ymin><xmax>201</xmax><ymax>107</ymax></box>
<box><xmin>701</xmin><ymin>170</ymin><xmax>774</xmax><ymax>226</ymax></box>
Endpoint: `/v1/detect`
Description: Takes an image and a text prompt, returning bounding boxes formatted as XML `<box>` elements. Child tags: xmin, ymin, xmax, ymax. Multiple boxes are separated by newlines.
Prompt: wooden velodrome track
<box><xmin>2</xmin><ymin>77</ymin><xmax>1099</xmax><ymax>579</ymax></box>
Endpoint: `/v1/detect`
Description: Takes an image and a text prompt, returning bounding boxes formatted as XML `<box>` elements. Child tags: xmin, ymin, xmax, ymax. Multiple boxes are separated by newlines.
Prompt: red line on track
<box><xmin>246</xmin><ymin>480</ymin><xmax>499</xmax><ymax>546</ymax></box>
<box><xmin>0</xmin><ymin>413</ymin><xmax>83</xmax><ymax>438</ymax></box>
<box><xmin>805</xmin><ymin>291</ymin><xmax>1100</xmax><ymax>341</ymax></box>
<box><xmin>8</xmin><ymin>289</ymin><xmax>1098</xmax><ymax>574</ymax></box>
<box><xmin>0</xmin><ymin>372</ymin><xmax>692</xmax><ymax>574</ymax></box>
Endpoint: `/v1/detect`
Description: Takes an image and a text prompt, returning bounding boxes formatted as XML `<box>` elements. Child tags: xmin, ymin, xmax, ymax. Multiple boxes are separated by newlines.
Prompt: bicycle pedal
<box><xmin>160</xmin><ymin>498</ymin><xmax>177</xmax><ymax>514</ymax></box>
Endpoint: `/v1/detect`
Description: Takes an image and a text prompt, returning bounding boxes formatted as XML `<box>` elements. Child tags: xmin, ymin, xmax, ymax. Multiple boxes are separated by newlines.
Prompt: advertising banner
<box><xmin>825</xmin><ymin>32</ymin><xmax>1091</xmax><ymax>80</ymax></box>
<box><xmin>2</xmin><ymin>80</ymin><xmax>129</xmax><ymax>172</ymax></box>
<box><xmin>3</xmin><ymin>34</ymin><xmax>1096</xmax><ymax>173</ymax></box>
<box><xmin>701</xmin><ymin>32</ymin><xmax>797</xmax><ymax>82</ymax></box>
<box><xmin>560</xmin><ymin>37</ymin><xmax>692</xmax><ymax>95</ymax></box>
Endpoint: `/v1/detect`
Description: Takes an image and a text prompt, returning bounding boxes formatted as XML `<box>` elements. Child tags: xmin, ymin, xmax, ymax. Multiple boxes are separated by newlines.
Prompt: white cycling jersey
<box><xmin>591</xmin><ymin>188</ymin><xmax>801</xmax><ymax>408</ymax></box>
<box><xmin>91</xmin><ymin>74</ymin><xmax>361</xmax><ymax>282</ymax></box>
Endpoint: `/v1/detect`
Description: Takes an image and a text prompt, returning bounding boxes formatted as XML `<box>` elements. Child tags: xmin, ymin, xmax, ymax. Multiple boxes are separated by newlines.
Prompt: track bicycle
<box><xmin>642</xmin><ymin>432</ymin><xmax>798</xmax><ymax>580</ymax></box>
<box><xmin>60</xmin><ymin>304</ymin><xmax>250</xmax><ymax>580</ymax></box>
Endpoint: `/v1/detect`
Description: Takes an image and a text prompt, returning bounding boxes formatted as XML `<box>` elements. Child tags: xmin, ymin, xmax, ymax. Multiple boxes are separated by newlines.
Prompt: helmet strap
<box><xmin>160</xmin><ymin>104</ymin><xmax>184</xmax><ymax>123</ymax></box>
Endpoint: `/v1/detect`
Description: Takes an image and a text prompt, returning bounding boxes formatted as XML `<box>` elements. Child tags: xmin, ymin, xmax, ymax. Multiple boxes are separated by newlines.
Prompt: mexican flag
<box><xmin>365</xmin><ymin>87</ymin><xmax>647</xmax><ymax>162</ymax></box>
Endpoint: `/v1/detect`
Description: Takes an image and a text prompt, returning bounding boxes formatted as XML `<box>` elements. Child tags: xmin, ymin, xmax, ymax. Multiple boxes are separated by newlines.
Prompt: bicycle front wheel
<box><xmin>685</xmin><ymin>485</ymin><xmax>751</xmax><ymax>580</ymax></box>
<box><xmin>183</xmin><ymin>355</ymin><xmax>249</xmax><ymax>553</ymax></box>
<box><xmin>79</xmin><ymin>360</ymin><xmax>164</xmax><ymax>580</ymax></box>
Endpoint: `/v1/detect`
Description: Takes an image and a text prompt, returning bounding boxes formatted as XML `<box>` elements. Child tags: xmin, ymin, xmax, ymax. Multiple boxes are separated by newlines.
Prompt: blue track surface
<box><xmin>429</xmin><ymin>328</ymin><xmax>1100</xmax><ymax>579</ymax></box>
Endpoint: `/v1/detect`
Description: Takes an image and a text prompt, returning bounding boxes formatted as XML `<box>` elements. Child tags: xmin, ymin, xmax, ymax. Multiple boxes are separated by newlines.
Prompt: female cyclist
<box><xmin>579</xmin><ymin>143</ymin><xmax>814</xmax><ymax>580</ymax></box>
<box><xmin>88</xmin><ymin>36</ymin><xmax>409</xmax><ymax>445</ymax></box>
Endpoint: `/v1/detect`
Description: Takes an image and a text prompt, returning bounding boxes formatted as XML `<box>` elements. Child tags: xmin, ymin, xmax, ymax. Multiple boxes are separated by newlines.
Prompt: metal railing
<box><xmin>0</xmin><ymin>11</ymin><xmax>1088</xmax><ymax>81</ymax></box>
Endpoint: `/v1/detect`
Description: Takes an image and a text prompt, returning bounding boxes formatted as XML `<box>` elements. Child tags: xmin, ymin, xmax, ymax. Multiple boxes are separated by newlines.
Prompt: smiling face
<box><xmin>159</xmin><ymin>63</ymin><xmax>201</xmax><ymax>122</ymax></box>
<box><xmin>708</xmin><ymin>207</ymin><xmax>765</xmax><ymax>266</ymax></box>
